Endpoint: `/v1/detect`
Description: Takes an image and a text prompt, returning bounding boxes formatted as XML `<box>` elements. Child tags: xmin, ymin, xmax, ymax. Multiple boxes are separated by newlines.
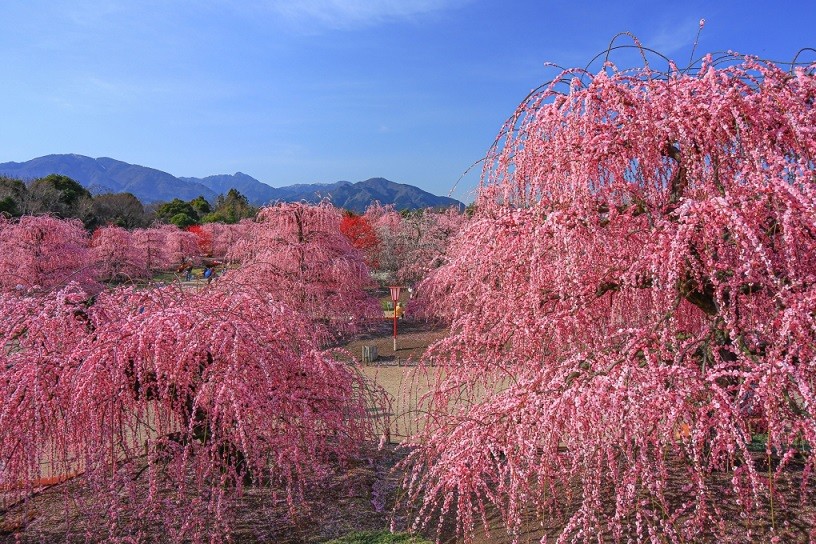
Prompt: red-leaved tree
<box><xmin>186</xmin><ymin>224</ymin><xmax>213</xmax><ymax>256</ymax></box>
<box><xmin>403</xmin><ymin>53</ymin><xmax>816</xmax><ymax>542</ymax></box>
<box><xmin>340</xmin><ymin>210</ymin><xmax>381</xmax><ymax>267</ymax></box>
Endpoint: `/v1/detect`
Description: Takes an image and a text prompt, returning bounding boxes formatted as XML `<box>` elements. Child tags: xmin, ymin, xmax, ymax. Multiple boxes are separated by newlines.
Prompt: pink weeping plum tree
<box><xmin>403</xmin><ymin>52</ymin><xmax>816</xmax><ymax>542</ymax></box>
<box><xmin>364</xmin><ymin>203</ymin><xmax>404</xmax><ymax>281</ymax></box>
<box><xmin>91</xmin><ymin>225</ymin><xmax>151</xmax><ymax>282</ymax></box>
<box><xmin>0</xmin><ymin>282</ymin><xmax>388</xmax><ymax>540</ymax></box>
<box><xmin>395</xmin><ymin>207</ymin><xmax>467</xmax><ymax>288</ymax></box>
<box><xmin>131</xmin><ymin>225</ymin><xmax>169</xmax><ymax>273</ymax></box>
<box><xmin>198</xmin><ymin>220</ymin><xmax>252</xmax><ymax>261</ymax></box>
<box><xmin>0</xmin><ymin>214</ymin><xmax>97</xmax><ymax>293</ymax></box>
<box><xmin>227</xmin><ymin>202</ymin><xmax>379</xmax><ymax>341</ymax></box>
<box><xmin>362</xmin><ymin>203</ymin><xmax>467</xmax><ymax>287</ymax></box>
<box><xmin>158</xmin><ymin>224</ymin><xmax>200</xmax><ymax>268</ymax></box>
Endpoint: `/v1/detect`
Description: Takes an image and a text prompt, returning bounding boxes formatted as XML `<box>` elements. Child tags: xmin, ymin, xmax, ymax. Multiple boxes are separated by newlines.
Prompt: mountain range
<box><xmin>0</xmin><ymin>154</ymin><xmax>463</xmax><ymax>213</ymax></box>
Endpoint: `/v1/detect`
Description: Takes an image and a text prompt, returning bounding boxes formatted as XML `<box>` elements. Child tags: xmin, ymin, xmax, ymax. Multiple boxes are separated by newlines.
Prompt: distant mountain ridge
<box><xmin>0</xmin><ymin>154</ymin><xmax>218</xmax><ymax>203</ymax></box>
<box><xmin>0</xmin><ymin>154</ymin><xmax>462</xmax><ymax>212</ymax></box>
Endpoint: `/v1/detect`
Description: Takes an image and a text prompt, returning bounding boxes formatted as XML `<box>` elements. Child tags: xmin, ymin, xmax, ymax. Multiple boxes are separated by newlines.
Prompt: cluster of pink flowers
<box><xmin>404</xmin><ymin>54</ymin><xmax>816</xmax><ymax>542</ymax></box>
<box><xmin>0</xmin><ymin>203</ymin><xmax>389</xmax><ymax>540</ymax></box>
<box><xmin>226</xmin><ymin>202</ymin><xmax>381</xmax><ymax>342</ymax></box>
<box><xmin>0</xmin><ymin>217</ymin><xmax>246</xmax><ymax>291</ymax></box>
<box><xmin>363</xmin><ymin>202</ymin><xmax>467</xmax><ymax>288</ymax></box>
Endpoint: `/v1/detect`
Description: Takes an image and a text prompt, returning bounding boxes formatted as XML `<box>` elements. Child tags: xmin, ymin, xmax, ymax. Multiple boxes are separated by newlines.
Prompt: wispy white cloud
<box><xmin>646</xmin><ymin>17</ymin><xmax>706</xmax><ymax>58</ymax></box>
<box><xmin>261</xmin><ymin>0</ymin><xmax>470</xmax><ymax>30</ymax></box>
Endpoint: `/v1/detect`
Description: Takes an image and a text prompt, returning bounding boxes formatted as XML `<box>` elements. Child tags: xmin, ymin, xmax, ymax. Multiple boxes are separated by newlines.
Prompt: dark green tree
<box><xmin>189</xmin><ymin>195</ymin><xmax>212</xmax><ymax>217</ymax></box>
<box><xmin>155</xmin><ymin>198</ymin><xmax>199</xmax><ymax>227</ymax></box>
<box><xmin>0</xmin><ymin>177</ymin><xmax>28</xmax><ymax>217</ymax></box>
<box><xmin>202</xmin><ymin>189</ymin><xmax>256</xmax><ymax>224</ymax></box>
<box><xmin>170</xmin><ymin>212</ymin><xmax>197</xmax><ymax>229</ymax></box>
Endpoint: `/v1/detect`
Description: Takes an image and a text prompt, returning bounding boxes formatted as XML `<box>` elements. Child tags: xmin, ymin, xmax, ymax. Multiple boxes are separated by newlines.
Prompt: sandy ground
<box><xmin>345</xmin><ymin>319</ymin><xmax>449</xmax><ymax>441</ymax></box>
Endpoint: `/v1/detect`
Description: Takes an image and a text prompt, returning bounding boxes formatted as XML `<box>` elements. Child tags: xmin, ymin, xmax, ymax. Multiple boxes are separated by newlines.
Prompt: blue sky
<box><xmin>1</xmin><ymin>1</ymin><xmax>813</xmax><ymax>202</ymax></box>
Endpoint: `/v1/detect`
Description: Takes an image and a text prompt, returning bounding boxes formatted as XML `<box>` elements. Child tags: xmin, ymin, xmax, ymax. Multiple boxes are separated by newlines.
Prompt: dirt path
<box><xmin>341</xmin><ymin>318</ymin><xmax>448</xmax><ymax>365</ymax></box>
<box><xmin>338</xmin><ymin>319</ymin><xmax>448</xmax><ymax>441</ymax></box>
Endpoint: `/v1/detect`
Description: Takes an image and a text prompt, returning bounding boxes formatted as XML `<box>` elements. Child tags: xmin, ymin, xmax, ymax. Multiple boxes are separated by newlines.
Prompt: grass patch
<box><xmin>324</xmin><ymin>530</ymin><xmax>431</xmax><ymax>544</ymax></box>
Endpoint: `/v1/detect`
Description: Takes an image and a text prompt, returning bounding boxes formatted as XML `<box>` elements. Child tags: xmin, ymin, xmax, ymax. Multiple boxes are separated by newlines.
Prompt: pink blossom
<box><xmin>403</xmin><ymin>53</ymin><xmax>816</xmax><ymax>542</ymax></box>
